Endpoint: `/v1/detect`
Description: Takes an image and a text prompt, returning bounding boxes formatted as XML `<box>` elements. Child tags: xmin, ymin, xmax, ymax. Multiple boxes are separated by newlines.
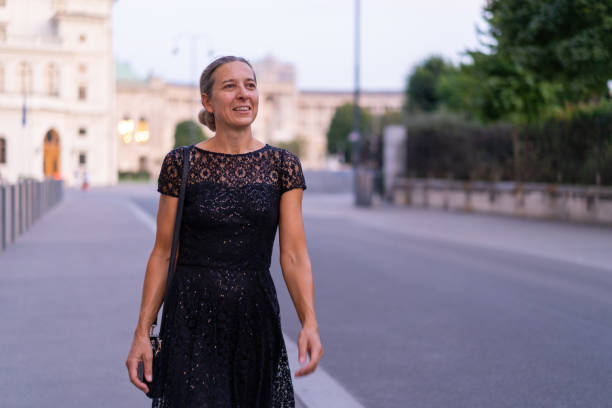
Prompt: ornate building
<box><xmin>0</xmin><ymin>0</ymin><xmax>117</xmax><ymax>186</ymax></box>
<box><xmin>116</xmin><ymin>56</ymin><xmax>403</xmax><ymax>176</ymax></box>
<box><xmin>0</xmin><ymin>0</ymin><xmax>401</xmax><ymax>185</ymax></box>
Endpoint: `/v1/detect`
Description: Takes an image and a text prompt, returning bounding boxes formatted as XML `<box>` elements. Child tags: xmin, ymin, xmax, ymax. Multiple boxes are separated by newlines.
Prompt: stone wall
<box><xmin>391</xmin><ymin>178</ymin><xmax>612</xmax><ymax>224</ymax></box>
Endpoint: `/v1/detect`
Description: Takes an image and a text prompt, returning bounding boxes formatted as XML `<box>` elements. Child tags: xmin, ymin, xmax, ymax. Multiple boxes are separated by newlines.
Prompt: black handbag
<box><xmin>138</xmin><ymin>146</ymin><xmax>191</xmax><ymax>398</ymax></box>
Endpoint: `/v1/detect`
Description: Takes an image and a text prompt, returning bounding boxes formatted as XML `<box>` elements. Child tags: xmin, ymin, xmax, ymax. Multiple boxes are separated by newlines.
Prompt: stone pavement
<box><xmin>0</xmin><ymin>187</ymin><xmax>313</xmax><ymax>407</ymax></box>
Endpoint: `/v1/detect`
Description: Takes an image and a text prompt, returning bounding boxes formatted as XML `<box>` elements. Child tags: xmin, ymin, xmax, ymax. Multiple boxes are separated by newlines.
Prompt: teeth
<box><xmin>234</xmin><ymin>107</ymin><xmax>250</xmax><ymax>111</ymax></box>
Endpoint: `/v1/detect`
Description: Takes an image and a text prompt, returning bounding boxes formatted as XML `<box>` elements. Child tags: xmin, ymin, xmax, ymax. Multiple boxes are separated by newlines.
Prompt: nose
<box><xmin>236</xmin><ymin>83</ymin><xmax>248</xmax><ymax>100</ymax></box>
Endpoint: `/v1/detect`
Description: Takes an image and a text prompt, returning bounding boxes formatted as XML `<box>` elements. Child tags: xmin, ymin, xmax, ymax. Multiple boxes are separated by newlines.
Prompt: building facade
<box><xmin>116</xmin><ymin>56</ymin><xmax>403</xmax><ymax>176</ymax></box>
<box><xmin>0</xmin><ymin>0</ymin><xmax>401</xmax><ymax>186</ymax></box>
<box><xmin>0</xmin><ymin>0</ymin><xmax>116</xmax><ymax>186</ymax></box>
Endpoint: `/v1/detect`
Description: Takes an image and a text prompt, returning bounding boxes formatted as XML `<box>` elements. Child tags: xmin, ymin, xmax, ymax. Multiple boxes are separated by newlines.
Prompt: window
<box><xmin>78</xmin><ymin>127</ymin><xmax>87</xmax><ymax>137</ymax></box>
<box><xmin>0</xmin><ymin>24</ymin><xmax>6</xmax><ymax>42</ymax></box>
<box><xmin>78</xmin><ymin>152</ymin><xmax>86</xmax><ymax>165</ymax></box>
<box><xmin>0</xmin><ymin>137</ymin><xmax>6</xmax><ymax>164</ymax></box>
<box><xmin>79</xmin><ymin>34</ymin><xmax>86</xmax><ymax>43</ymax></box>
<box><xmin>78</xmin><ymin>85</ymin><xmax>87</xmax><ymax>101</ymax></box>
<box><xmin>47</xmin><ymin>63</ymin><xmax>59</xmax><ymax>96</ymax></box>
<box><xmin>0</xmin><ymin>1</ymin><xmax>5</xmax><ymax>8</ymax></box>
<box><xmin>78</xmin><ymin>64</ymin><xmax>87</xmax><ymax>74</ymax></box>
<box><xmin>0</xmin><ymin>64</ymin><xmax>4</xmax><ymax>93</ymax></box>
<box><xmin>18</xmin><ymin>61</ymin><xmax>32</xmax><ymax>94</ymax></box>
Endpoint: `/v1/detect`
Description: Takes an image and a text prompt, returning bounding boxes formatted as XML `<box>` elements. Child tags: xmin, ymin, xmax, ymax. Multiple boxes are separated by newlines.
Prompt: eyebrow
<box><xmin>221</xmin><ymin>78</ymin><xmax>256</xmax><ymax>84</ymax></box>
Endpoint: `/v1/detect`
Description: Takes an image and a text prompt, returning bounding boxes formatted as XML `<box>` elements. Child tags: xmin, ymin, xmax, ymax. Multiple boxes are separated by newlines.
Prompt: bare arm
<box><xmin>278</xmin><ymin>188</ymin><xmax>323</xmax><ymax>377</ymax></box>
<box><xmin>135</xmin><ymin>194</ymin><xmax>178</xmax><ymax>336</ymax></box>
<box><xmin>125</xmin><ymin>193</ymin><xmax>178</xmax><ymax>393</ymax></box>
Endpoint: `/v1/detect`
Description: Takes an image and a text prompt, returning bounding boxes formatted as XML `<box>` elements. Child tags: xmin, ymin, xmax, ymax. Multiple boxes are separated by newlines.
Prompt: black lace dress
<box><xmin>153</xmin><ymin>144</ymin><xmax>306</xmax><ymax>408</ymax></box>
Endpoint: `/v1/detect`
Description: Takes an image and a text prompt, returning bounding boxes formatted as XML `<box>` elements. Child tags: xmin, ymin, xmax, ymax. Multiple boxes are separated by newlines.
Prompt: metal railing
<box><xmin>0</xmin><ymin>178</ymin><xmax>64</xmax><ymax>252</ymax></box>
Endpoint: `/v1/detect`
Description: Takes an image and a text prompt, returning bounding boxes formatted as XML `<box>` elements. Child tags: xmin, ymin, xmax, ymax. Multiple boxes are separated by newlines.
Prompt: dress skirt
<box><xmin>152</xmin><ymin>264</ymin><xmax>295</xmax><ymax>408</ymax></box>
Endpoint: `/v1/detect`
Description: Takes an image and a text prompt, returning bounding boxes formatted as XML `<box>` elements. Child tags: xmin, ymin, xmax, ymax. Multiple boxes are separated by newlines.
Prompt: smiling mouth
<box><xmin>232</xmin><ymin>106</ymin><xmax>251</xmax><ymax>111</ymax></box>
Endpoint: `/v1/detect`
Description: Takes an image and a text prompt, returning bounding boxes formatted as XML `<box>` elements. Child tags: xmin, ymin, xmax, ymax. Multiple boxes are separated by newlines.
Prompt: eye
<box><xmin>224</xmin><ymin>84</ymin><xmax>234</xmax><ymax>89</ymax></box>
<box><xmin>247</xmin><ymin>82</ymin><xmax>256</xmax><ymax>89</ymax></box>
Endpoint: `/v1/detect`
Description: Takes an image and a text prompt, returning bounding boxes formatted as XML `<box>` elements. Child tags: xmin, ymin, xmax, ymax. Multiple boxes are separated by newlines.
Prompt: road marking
<box><xmin>124</xmin><ymin>198</ymin><xmax>365</xmax><ymax>408</ymax></box>
<box><xmin>283</xmin><ymin>334</ymin><xmax>365</xmax><ymax>408</ymax></box>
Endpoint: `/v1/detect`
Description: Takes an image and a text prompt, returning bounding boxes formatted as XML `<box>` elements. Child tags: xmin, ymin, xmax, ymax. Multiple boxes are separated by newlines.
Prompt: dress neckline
<box><xmin>191</xmin><ymin>143</ymin><xmax>269</xmax><ymax>157</ymax></box>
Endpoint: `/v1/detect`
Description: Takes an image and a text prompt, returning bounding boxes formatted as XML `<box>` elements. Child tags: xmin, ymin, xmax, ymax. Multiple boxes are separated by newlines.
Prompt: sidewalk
<box><xmin>0</xmin><ymin>188</ymin><xmax>314</xmax><ymax>407</ymax></box>
<box><xmin>0</xmin><ymin>189</ymin><xmax>156</xmax><ymax>407</ymax></box>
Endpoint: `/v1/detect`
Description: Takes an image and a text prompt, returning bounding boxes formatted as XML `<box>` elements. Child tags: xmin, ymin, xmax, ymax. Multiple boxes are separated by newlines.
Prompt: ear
<box><xmin>201</xmin><ymin>93</ymin><xmax>213</xmax><ymax>113</ymax></box>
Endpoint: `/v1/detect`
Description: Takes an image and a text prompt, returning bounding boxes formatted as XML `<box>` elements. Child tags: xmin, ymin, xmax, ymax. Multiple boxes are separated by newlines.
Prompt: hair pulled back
<box><xmin>198</xmin><ymin>56</ymin><xmax>257</xmax><ymax>132</ymax></box>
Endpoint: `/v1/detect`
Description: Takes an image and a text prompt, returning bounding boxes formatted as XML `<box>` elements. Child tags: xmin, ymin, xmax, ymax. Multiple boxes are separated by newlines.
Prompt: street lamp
<box><xmin>172</xmin><ymin>33</ymin><xmax>214</xmax><ymax>146</ymax></box>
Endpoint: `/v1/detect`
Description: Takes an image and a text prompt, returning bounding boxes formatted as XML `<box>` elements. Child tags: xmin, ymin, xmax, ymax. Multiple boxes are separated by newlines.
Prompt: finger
<box><xmin>143</xmin><ymin>354</ymin><xmax>153</xmax><ymax>383</ymax></box>
<box><xmin>295</xmin><ymin>345</ymin><xmax>323</xmax><ymax>377</ymax></box>
<box><xmin>297</xmin><ymin>334</ymin><xmax>308</xmax><ymax>365</ymax></box>
<box><xmin>126</xmin><ymin>359</ymin><xmax>150</xmax><ymax>393</ymax></box>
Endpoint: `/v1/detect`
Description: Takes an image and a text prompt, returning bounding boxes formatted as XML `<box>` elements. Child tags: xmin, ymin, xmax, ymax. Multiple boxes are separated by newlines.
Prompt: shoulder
<box><xmin>162</xmin><ymin>146</ymin><xmax>189</xmax><ymax>168</ymax></box>
<box><xmin>266</xmin><ymin>145</ymin><xmax>302</xmax><ymax>166</ymax></box>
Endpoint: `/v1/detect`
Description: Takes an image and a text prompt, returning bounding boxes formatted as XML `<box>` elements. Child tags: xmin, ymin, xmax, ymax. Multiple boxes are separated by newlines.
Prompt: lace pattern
<box><xmin>153</xmin><ymin>144</ymin><xmax>305</xmax><ymax>407</ymax></box>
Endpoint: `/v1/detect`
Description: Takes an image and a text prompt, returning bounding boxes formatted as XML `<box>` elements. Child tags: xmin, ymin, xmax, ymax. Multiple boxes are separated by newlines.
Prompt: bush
<box><xmin>118</xmin><ymin>170</ymin><xmax>151</xmax><ymax>182</ymax></box>
<box><xmin>404</xmin><ymin>113</ymin><xmax>514</xmax><ymax>181</ymax></box>
<box><xmin>521</xmin><ymin>102</ymin><xmax>612</xmax><ymax>185</ymax></box>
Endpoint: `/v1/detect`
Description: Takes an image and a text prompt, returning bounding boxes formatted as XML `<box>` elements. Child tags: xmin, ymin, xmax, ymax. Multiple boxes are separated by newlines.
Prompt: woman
<box><xmin>125</xmin><ymin>56</ymin><xmax>323</xmax><ymax>407</ymax></box>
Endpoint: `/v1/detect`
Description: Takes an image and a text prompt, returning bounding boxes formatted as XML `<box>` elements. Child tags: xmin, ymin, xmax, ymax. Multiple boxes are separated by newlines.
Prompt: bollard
<box><xmin>25</xmin><ymin>180</ymin><xmax>30</xmax><ymax>231</ymax></box>
<box><xmin>0</xmin><ymin>179</ymin><xmax>64</xmax><ymax>253</ymax></box>
<box><xmin>10</xmin><ymin>184</ymin><xmax>15</xmax><ymax>243</ymax></box>
<box><xmin>17</xmin><ymin>182</ymin><xmax>22</xmax><ymax>236</ymax></box>
<box><xmin>1</xmin><ymin>185</ymin><xmax>5</xmax><ymax>251</ymax></box>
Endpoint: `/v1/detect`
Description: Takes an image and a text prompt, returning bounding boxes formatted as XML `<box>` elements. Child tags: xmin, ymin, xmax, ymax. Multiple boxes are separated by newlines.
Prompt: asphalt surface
<box><xmin>130</xmin><ymin>185</ymin><xmax>612</xmax><ymax>407</ymax></box>
<box><xmin>3</xmin><ymin>183</ymin><xmax>612</xmax><ymax>407</ymax></box>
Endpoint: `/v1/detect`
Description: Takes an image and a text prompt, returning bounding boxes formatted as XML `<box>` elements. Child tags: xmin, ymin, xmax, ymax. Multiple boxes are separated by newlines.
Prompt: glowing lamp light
<box><xmin>118</xmin><ymin>119</ymin><xmax>135</xmax><ymax>144</ymax></box>
<box><xmin>134</xmin><ymin>119</ymin><xmax>150</xmax><ymax>143</ymax></box>
<box><xmin>121</xmin><ymin>132</ymin><xmax>133</xmax><ymax>144</ymax></box>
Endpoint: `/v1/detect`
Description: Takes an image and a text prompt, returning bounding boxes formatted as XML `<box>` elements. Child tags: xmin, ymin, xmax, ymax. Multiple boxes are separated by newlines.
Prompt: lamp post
<box><xmin>351</xmin><ymin>0</ymin><xmax>372</xmax><ymax>207</ymax></box>
<box><xmin>172</xmin><ymin>33</ymin><xmax>214</xmax><ymax>146</ymax></box>
<box><xmin>351</xmin><ymin>0</ymin><xmax>361</xmax><ymax>205</ymax></box>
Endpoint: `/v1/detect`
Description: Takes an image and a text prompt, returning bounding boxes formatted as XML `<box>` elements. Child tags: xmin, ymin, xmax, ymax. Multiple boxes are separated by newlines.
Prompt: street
<box><xmin>2</xmin><ymin>184</ymin><xmax>612</xmax><ymax>407</ymax></box>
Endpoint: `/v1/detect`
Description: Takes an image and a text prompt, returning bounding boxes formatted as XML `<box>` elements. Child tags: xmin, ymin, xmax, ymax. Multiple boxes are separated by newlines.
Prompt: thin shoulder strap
<box><xmin>156</xmin><ymin>146</ymin><xmax>191</xmax><ymax>333</ymax></box>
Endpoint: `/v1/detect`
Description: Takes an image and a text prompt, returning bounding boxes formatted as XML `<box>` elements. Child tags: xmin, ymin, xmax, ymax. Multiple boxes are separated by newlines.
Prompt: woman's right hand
<box><xmin>125</xmin><ymin>332</ymin><xmax>153</xmax><ymax>393</ymax></box>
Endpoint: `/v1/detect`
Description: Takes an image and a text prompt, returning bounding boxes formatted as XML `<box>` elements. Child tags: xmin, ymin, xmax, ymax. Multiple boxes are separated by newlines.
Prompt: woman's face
<box><xmin>202</xmin><ymin>61</ymin><xmax>259</xmax><ymax>130</ymax></box>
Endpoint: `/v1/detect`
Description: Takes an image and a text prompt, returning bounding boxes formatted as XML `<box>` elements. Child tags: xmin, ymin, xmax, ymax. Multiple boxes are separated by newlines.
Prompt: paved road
<box><xmin>128</xmin><ymin>183</ymin><xmax>612</xmax><ymax>407</ymax></box>
<box><xmin>0</xmin><ymin>187</ymin><xmax>309</xmax><ymax>408</ymax></box>
<box><xmin>3</xmin><ymin>183</ymin><xmax>612</xmax><ymax>407</ymax></box>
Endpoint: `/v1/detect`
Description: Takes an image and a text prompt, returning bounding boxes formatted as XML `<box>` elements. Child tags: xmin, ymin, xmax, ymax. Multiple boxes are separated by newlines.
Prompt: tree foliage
<box><xmin>174</xmin><ymin>120</ymin><xmax>207</xmax><ymax>148</ymax></box>
<box><xmin>437</xmin><ymin>52</ymin><xmax>562</xmax><ymax>124</ymax></box>
<box><xmin>405</xmin><ymin>56</ymin><xmax>455</xmax><ymax>113</ymax></box>
<box><xmin>326</xmin><ymin>103</ymin><xmax>373</xmax><ymax>164</ymax></box>
<box><xmin>483</xmin><ymin>0</ymin><xmax>612</xmax><ymax>101</ymax></box>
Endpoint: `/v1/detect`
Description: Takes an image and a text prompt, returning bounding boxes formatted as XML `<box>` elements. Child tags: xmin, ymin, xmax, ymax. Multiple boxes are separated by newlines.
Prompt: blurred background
<box><xmin>0</xmin><ymin>1</ymin><xmax>611</xmax><ymax>407</ymax></box>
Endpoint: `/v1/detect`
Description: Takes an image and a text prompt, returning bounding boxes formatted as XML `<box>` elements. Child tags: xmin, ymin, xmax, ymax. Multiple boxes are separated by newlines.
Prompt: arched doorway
<box><xmin>43</xmin><ymin>129</ymin><xmax>60</xmax><ymax>179</ymax></box>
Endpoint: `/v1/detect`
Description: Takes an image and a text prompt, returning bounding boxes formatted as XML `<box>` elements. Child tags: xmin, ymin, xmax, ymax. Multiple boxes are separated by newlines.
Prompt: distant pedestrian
<box><xmin>126</xmin><ymin>56</ymin><xmax>323</xmax><ymax>407</ymax></box>
<box><xmin>81</xmin><ymin>171</ymin><xmax>89</xmax><ymax>191</ymax></box>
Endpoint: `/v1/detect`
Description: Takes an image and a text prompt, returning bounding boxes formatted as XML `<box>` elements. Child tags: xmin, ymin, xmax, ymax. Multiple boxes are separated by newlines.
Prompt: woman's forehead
<box><xmin>215</xmin><ymin>61</ymin><xmax>255</xmax><ymax>82</ymax></box>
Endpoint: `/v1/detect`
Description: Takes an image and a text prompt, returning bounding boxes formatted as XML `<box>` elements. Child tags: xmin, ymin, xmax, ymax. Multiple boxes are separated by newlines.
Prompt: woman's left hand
<box><xmin>295</xmin><ymin>325</ymin><xmax>323</xmax><ymax>377</ymax></box>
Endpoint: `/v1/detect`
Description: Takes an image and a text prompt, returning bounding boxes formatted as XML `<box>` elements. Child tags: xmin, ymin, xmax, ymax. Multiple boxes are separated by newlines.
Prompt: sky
<box><xmin>112</xmin><ymin>0</ymin><xmax>487</xmax><ymax>91</ymax></box>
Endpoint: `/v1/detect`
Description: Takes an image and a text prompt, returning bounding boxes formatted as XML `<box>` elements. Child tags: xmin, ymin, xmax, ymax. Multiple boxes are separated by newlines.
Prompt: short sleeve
<box><xmin>157</xmin><ymin>147</ymin><xmax>185</xmax><ymax>197</ymax></box>
<box><xmin>280</xmin><ymin>149</ymin><xmax>307</xmax><ymax>194</ymax></box>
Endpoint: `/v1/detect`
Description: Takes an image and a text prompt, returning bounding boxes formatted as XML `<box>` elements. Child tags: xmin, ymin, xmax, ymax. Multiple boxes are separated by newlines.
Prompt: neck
<box><xmin>204</xmin><ymin>126</ymin><xmax>261</xmax><ymax>154</ymax></box>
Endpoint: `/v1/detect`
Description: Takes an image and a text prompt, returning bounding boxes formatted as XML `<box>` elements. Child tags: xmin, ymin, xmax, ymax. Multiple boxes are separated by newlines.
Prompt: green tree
<box><xmin>277</xmin><ymin>135</ymin><xmax>305</xmax><ymax>157</ymax></box>
<box><xmin>174</xmin><ymin>120</ymin><xmax>207</xmax><ymax>148</ymax></box>
<box><xmin>437</xmin><ymin>51</ymin><xmax>561</xmax><ymax>124</ymax></box>
<box><xmin>483</xmin><ymin>0</ymin><xmax>612</xmax><ymax>101</ymax></box>
<box><xmin>405</xmin><ymin>56</ymin><xmax>456</xmax><ymax>113</ymax></box>
<box><xmin>326</xmin><ymin>103</ymin><xmax>373</xmax><ymax>164</ymax></box>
